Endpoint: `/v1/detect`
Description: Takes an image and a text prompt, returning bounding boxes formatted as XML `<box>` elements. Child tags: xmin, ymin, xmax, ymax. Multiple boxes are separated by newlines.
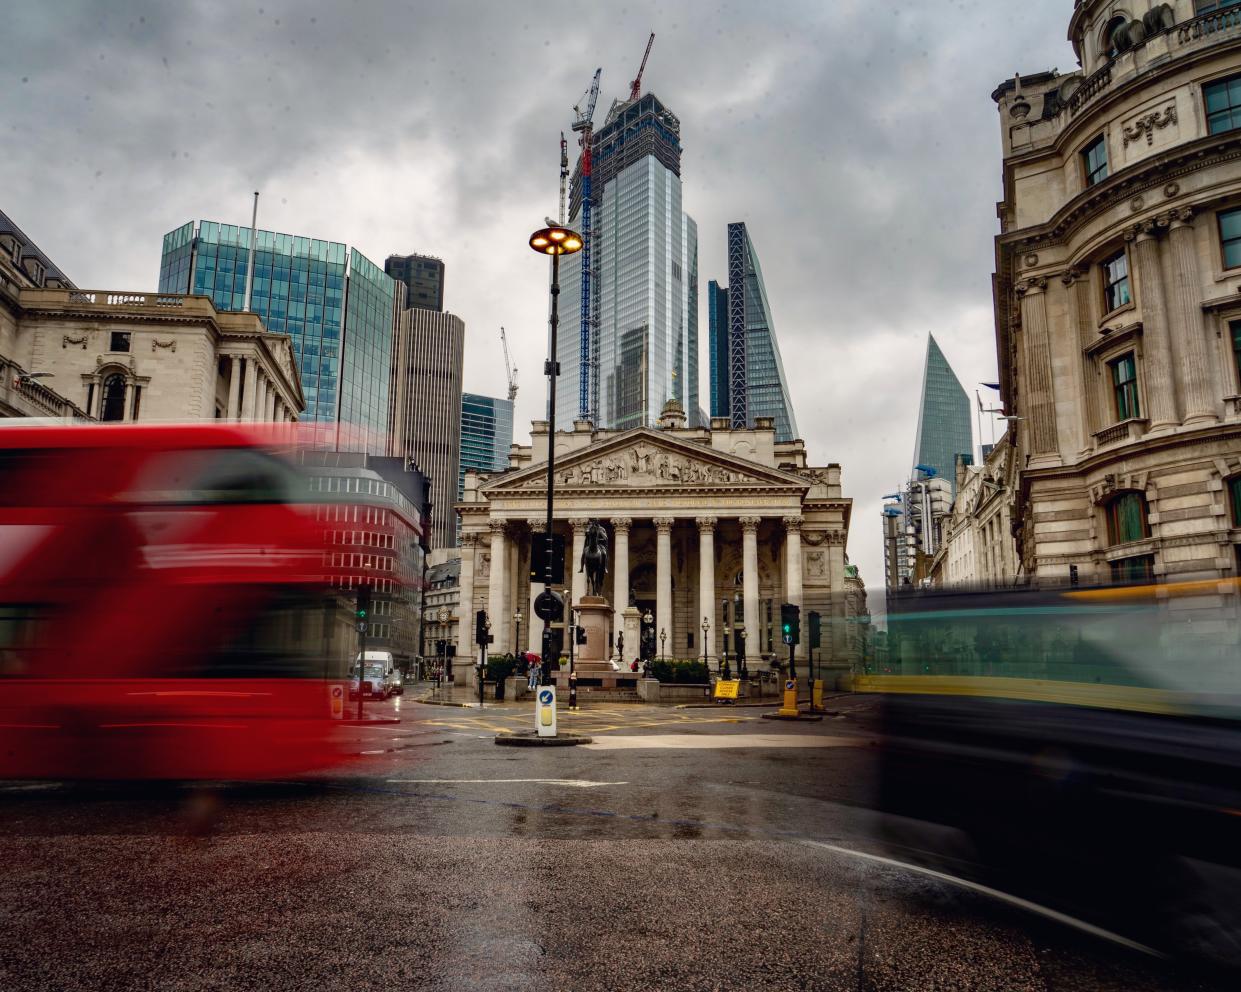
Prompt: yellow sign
<box><xmin>713</xmin><ymin>679</ymin><xmax>740</xmax><ymax>700</ymax></box>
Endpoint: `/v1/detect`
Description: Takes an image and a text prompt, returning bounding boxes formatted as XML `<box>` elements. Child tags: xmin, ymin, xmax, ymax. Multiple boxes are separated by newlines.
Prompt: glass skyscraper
<box><xmin>459</xmin><ymin>392</ymin><xmax>514</xmax><ymax>531</ymax></box>
<box><xmin>557</xmin><ymin>92</ymin><xmax>698</xmax><ymax>430</ymax></box>
<box><xmin>912</xmin><ymin>333</ymin><xmax>973</xmax><ymax>485</ymax></box>
<box><xmin>159</xmin><ymin>220</ymin><xmax>396</xmax><ymax>452</ymax></box>
<box><xmin>707</xmin><ymin>222</ymin><xmax>798</xmax><ymax>441</ymax></box>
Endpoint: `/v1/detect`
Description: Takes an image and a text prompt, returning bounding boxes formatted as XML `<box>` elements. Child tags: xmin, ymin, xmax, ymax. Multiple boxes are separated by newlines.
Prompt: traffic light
<box><xmin>809</xmin><ymin>610</ymin><xmax>821</xmax><ymax>649</ymax></box>
<box><xmin>1069</xmin><ymin>564</ymin><xmax>1080</xmax><ymax>587</ymax></box>
<box><xmin>780</xmin><ymin>603</ymin><xmax>800</xmax><ymax>645</ymax></box>
<box><xmin>355</xmin><ymin>585</ymin><xmax>372</xmax><ymax>621</ymax></box>
<box><xmin>529</xmin><ymin>532</ymin><xmax>567</xmax><ymax>585</ymax></box>
<box><xmin>575</xmin><ymin>625</ymin><xmax>587</xmax><ymax>645</ymax></box>
<box><xmin>475</xmin><ymin>609</ymin><xmax>488</xmax><ymax>646</ymax></box>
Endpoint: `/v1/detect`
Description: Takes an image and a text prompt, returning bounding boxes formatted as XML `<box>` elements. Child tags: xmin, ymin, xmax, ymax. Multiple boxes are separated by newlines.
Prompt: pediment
<box><xmin>481</xmin><ymin>428</ymin><xmax>809</xmax><ymax>494</ymax></box>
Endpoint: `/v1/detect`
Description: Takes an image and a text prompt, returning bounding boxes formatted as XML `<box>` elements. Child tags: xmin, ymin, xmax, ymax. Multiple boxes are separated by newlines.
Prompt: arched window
<box><xmin>1101</xmin><ymin>15</ymin><xmax>1129</xmax><ymax>60</ymax></box>
<box><xmin>1229</xmin><ymin>476</ymin><xmax>1241</xmax><ymax>527</ymax></box>
<box><xmin>1105</xmin><ymin>491</ymin><xmax>1150</xmax><ymax>545</ymax></box>
<box><xmin>100</xmin><ymin>373</ymin><xmax>126</xmax><ymax>422</ymax></box>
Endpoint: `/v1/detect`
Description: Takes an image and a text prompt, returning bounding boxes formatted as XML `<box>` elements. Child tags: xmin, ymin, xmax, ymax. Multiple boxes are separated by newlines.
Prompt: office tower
<box><xmin>459</xmin><ymin>392</ymin><xmax>514</xmax><ymax>539</ymax></box>
<box><xmin>911</xmin><ymin>333</ymin><xmax>973</xmax><ymax>486</ymax></box>
<box><xmin>159</xmin><ymin>220</ymin><xmax>397</xmax><ymax>452</ymax></box>
<box><xmin>708</xmin><ymin>222</ymin><xmax>798</xmax><ymax>441</ymax></box>
<box><xmin>384</xmin><ymin>253</ymin><xmax>445</xmax><ymax>312</ymax></box>
<box><xmin>707</xmin><ymin>280</ymin><xmax>730</xmax><ymax>420</ymax></box>
<box><xmin>557</xmin><ymin>91</ymin><xmax>698</xmax><ymax>430</ymax></box>
<box><xmin>388</xmin><ymin>306</ymin><xmax>465</xmax><ymax>550</ymax></box>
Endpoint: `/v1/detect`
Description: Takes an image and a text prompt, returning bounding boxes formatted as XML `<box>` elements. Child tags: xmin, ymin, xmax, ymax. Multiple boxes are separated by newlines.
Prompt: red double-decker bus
<box><xmin>0</xmin><ymin>421</ymin><xmax>357</xmax><ymax>780</ymax></box>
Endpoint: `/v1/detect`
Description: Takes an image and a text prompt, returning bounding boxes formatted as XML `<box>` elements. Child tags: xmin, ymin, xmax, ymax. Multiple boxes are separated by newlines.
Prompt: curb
<box><xmin>761</xmin><ymin>712</ymin><xmax>824</xmax><ymax>723</ymax></box>
<box><xmin>340</xmin><ymin>717</ymin><xmax>402</xmax><ymax>725</ymax></box>
<box><xmin>495</xmin><ymin>732</ymin><xmax>592</xmax><ymax>748</ymax></box>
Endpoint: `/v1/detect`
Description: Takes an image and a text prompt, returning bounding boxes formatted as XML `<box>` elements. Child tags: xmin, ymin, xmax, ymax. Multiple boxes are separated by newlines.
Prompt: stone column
<box><xmin>653</xmin><ymin>517</ymin><xmax>675</xmax><ymax>656</ymax></box>
<box><xmin>122</xmin><ymin>380</ymin><xmax>134</xmax><ymax>422</ymax></box>
<box><xmin>456</xmin><ymin>534</ymin><xmax>477</xmax><ymax>656</ymax></box>
<box><xmin>486</xmin><ymin>520</ymin><xmax>508</xmax><ymax>655</ymax></box>
<box><xmin>740</xmin><ymin>516</ymin><xmax>762</xmax><ymax>662</ymax></box>
<box><xmin>1166</xmin><ymin>209</ymin><xmax>1218</xmax><ymax>426</ymax></box>
<box><xmin>1016</xmin><ymin>277</ymin><xmax>1058</xmax><ymax>462</ymax></box>
<box><xmin>784</xmin><ymin>515</ymin><xmax>805</xmax><ymax>661</ymax></box>
<box><xmin>1130</xmin><ymin>222</ymin><xmax>1178</xmax><ymax>433</ymax></box>
<box><xmin>696</xmin><ymin>517</ymin><xmax>717</xmax><ymax>664</ymax></box>
<box><xmin>255</xmin><ymin>375</ymin><xmax>270</xmax><ymax>424</ymax></box>
<box><xmin>1064</xmin><ymin>268</ymin><xmax>1101</xmax><ymax>451</ymax></box>
<box><xmin>242</xmin><ymin>359</ymin><xmax>258</xmax><ymax>420</ymax></box>
<box><xmin>266</xmin><ymin>386</ymin><xmax>278</xmax><ymax>422</ymax></box>
<box><xmin>226</xmin><ymin>355</ymin><xmax>242</xmax><ymax>418</ymax></box>
<box><xmin>569</xmin><ymin>517</ymin><xmax>590</xmax><ymax>608</ymax></box>
<box><xmin>610</xmin><ymin>517</ymin><xmax>632</xmax><ymax>655</ymax></box>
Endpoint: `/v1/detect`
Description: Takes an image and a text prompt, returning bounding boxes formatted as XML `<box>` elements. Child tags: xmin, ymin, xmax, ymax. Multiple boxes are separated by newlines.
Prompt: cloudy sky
<box><xmin>3</xmin><ymin>0</ymin><xmax>1076</xmax><ymax>590</ymax></box>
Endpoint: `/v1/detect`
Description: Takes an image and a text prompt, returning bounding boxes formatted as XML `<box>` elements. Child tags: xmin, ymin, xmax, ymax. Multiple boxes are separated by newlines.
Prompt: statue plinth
<box><xmin>574</xmin><ymin>596</ymin><xmax>613</xmax><ymax>670</ymax></box>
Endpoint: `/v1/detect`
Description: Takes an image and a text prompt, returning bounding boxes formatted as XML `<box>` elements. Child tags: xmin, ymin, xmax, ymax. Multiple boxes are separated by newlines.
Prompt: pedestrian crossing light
<box><xmin>809</xmin><ymin>610</ymin><xmax>821</xmax><ymax>649</ymax></box>
<box><xmin>780</xmin><ymin>603</ymin><xmax>800</xmax><ymax>645</ymax></box>
<box><xmin>355</xmin><ymin>585</ymin><xmax>372</xmax><ymax>621</ymax></box>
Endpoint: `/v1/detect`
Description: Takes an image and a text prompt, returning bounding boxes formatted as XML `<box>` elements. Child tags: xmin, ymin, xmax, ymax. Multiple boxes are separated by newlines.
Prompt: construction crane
<box><xmin>629</xmin><ymin>32</ymin><xmax>655</xmax><ymax>101</ymax></box>
<box><xmin>558</xmin><ymin>132</ymin><xmax>568</xmax><ymax>225</ymax></box>
<box><xmin>500</xmin><ymin>327</ymin><xmax>517</xmax><ymax>403</ymax></box>
<box><xmin>571</xmin><ymin>67</ymin><xmax>601</xmax><ymax>423</ymax></box>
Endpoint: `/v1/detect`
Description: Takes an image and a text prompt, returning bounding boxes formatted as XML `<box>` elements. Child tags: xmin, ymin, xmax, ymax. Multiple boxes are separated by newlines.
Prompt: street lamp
<box><xmin>642</xmin><ymin>609</ymin><xmax>654</xmax><ymax>678</ymax></box>
<box><xmin>436</xmin><ymin>607</ymin><xmax>449</xmax><ymax>685</ymax></box>
<box><xmin>723</xmin><ymin>622</ymin><xmax>731</xmax><ymax>677</ymax></box>
<box><xmin>528</xmin><ymin>224</ymin><xmax>583</xmax><ymax>688</ymax></box>
<box><xmin>660</xmin><ymin>627</ymin><xmax>667</xmax><ymax>661</ymax></box>
<box><xmin>737</xmin><ymin>626</ymin><xmax>748</xmax><ymax>681</ymax></box>
<box><xmin>701</xmin><ymin>615</ymin><xmax>710</xmax><ymax>669</ymax></box>
<box><xmin>514</xmin><ymin>608</ymin><xmax>523</xmax><ymax>659</ymax></box>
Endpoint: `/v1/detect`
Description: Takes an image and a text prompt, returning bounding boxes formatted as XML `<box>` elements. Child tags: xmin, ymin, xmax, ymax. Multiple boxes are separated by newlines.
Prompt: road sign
<box><xmin>713</xmin><ymin>679</ymin><xmax>740</xmax><ymax>700</ymax></box>
<box><xmin>779</xmin><ymin>679</ymin><xmax>799</xmax><ymax>718</ymax></box>
<box><xmin>536</xmin><ymin>686</ymin><xmax>557</xmax><ymax>737</ymax></box>
<box><xmin>329</xmin><ymin>684</ymin><xmax>344</xmax><ymax>720</ymax></box>
<box><xmin>534</xmin><ymin>589</ymin><xmax>564</xmax><ymax>622</ymax></box>
<box><xmin>356</xmin><ymin>621</ymin><xmax>369</xmax><ymax>634</ymax></box>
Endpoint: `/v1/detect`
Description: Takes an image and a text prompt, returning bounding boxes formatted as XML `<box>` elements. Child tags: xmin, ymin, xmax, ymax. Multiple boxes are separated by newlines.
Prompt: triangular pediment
<box><xmin>481</xmin><ymin>428</ymin><xmax>810</xmax><ymax>494</ymax></box>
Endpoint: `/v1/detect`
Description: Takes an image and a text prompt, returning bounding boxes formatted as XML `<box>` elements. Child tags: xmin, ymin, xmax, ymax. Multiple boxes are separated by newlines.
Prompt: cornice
<box><xmin>1020</xmin><ymin>420</ymin><xmax>1241</xmax><ymax>481</ymax></box>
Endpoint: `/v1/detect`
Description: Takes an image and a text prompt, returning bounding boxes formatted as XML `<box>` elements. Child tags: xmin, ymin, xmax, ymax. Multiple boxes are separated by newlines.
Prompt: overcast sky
<box><xmin>2</xmin><ymin>0</ymin><xmax>1077</xmax><ymax>592</ymax></box>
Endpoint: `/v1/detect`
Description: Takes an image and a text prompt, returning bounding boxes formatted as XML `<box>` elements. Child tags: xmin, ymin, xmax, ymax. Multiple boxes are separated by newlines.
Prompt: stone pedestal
<box><xmin>575</xmin><ymin>596</ymin><xmax>612</xmax><ymax>673</ymax></box>
<box><xmin>620</xmin><ymin>606</ymin><xmax>641</xmax><ymax>667</ymax></box>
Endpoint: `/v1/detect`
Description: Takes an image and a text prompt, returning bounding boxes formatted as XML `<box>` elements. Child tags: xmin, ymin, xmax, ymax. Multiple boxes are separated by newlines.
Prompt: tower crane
<box><xmin>629</xmin><ymin>32</ymin><xmax>655</xmax><ymax>101</ymax></box>
<box><xmin>571</xmin><ymin>67</ymin><xmax>601</xmax><ymax>423</ymax></box>
<box><xmin>558</xmin><ymin>132</ymin><xmax>569</xmax><ymax>226</ymax></box>
<box><xmin>501</xmin><ymin>326</ymin><xmax>517</xmax><ymax>403</ymax></box>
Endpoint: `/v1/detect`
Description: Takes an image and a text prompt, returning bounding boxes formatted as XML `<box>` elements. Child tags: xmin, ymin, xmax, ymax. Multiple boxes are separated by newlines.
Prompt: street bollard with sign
<box><xmin>329</xmin><ymin>683</ymin><xmax>344</xmax><ymax>720</ymax></box>
<box><xmin>568</xmin><ymin>670</ymin><xmax>578</xmax><ymax>711</ymax></box>
<box><xmin>812</xmin><ymin>679</ymin><xmax>825</xmax><ymax>713</ymax></box>
<box><xmin>778</xmin><ymin>678</ymin><xmax>800</xmax><ymax>718</ymax></box>
<box><xmin>536</xmin><ymin>686</ymin><xmax>557</xmax><ymax>737</ymax></box>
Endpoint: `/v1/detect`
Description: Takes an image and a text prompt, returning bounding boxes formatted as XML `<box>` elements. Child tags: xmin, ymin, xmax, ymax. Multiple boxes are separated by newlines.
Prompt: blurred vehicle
<box><xmin>349</xmin><ymin>650</ymin><xmax>397</xmax><ymax>700</ymax></box>
<box><xmin>868</xmin><ymin>580</ymin><xmax>1241</xmax><ymax>968</ymax></box>
<box><xmin>0</xmin><ymin>421</ymin><xmax>355</xmax><ymax>780</ymax></box>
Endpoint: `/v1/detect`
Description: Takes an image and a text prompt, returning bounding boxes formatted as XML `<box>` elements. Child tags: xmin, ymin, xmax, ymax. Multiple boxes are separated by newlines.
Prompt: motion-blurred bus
<box><xmin>0</xmin><ymin>422</ymin><xmax>356</xmax><ymax>780</ymax></box>
<box><xmin>868</xmin><ymin>580</ymin><xmax>1241</xmax><ymax>967</ymax></box>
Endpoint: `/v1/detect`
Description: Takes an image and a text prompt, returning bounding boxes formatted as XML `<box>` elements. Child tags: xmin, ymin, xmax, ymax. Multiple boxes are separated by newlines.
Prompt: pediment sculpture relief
<box><xmin>518</xmin><ymin>442</ymin><xmax>762</xmax><ymax>489</ymax></box>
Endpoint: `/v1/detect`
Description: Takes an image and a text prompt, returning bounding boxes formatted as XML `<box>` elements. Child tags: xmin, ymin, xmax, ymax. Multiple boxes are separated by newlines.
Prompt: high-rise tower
<box><xmin>556</xmin><ymin>92</ymin><xmax>698</xmax><ymax>430</ymax></box>
<box><xmin>911</xmin><ymin>333</ymin><xmax>973</xmax><ymax>485</ymax></box>
<box><xmin>708</xmin><ymin>222</ymin><xmax>798</xmax><ymax>441</ymax></box>
<box><xmin>384</xmin><ymin>253</ymin><xmax>444</xmax><ymax>312</ymax></box>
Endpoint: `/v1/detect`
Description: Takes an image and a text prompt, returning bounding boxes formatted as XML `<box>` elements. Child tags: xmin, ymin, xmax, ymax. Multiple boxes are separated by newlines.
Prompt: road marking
<box><xmin>386</xmin><ymin>778</ymin><xmax>627</xmax><ymax>788</ymax></box>
<box><xmin>581</xmin><ymin>734</ymin><xmax>863</xmax><ymax>750</ymax></box>
<box><xmin>799</xmin><ymin>839</ymin><xmax>1164</xmax><ymax>958</ymax></box>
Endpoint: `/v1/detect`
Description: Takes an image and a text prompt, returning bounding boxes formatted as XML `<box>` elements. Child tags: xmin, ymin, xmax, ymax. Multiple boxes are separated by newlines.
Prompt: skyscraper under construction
<box><xmin>556</xmin><ymin>90</ymin><xmax>698</xmax><ymax>429</ymax></box>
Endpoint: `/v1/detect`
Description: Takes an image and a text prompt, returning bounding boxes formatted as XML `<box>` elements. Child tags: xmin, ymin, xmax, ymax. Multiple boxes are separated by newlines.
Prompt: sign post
<box><xmin>536</xmin><ymin>686</ymin><xmax>558</xmax><ymax>737</ymax></box>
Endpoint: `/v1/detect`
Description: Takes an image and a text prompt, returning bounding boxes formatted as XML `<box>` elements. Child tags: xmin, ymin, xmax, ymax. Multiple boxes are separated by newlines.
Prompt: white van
<box><xmin>350</xmin><ymin>650</ymin><xmax>398</xmax><ymax>699</ymax></box>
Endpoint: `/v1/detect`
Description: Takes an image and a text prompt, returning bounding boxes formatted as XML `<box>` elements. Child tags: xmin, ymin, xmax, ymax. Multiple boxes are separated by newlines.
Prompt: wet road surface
<box><xmin>0</xmin><ymin>696</ymin><xmax>1227</xmax><ymax>991</ymax></box>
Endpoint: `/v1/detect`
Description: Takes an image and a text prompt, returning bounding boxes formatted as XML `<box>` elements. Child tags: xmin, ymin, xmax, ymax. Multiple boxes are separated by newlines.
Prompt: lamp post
<box><xmin>528</xmin><ymin>224</ymin><xmax>583</xmax><ymax>688</ymax></box>
<box><xmin>660</xmin><ymin>627</ymin><xmax>667</xmax><ymax>661</ymax></box>
<box><xmin>723</xmin><ymin>622</ymin><xmax>731</xmax><ymax>678</ymax></box>
<box><xmin>642</xmin><ymin>609</ymin><xmax>654</xmax><ymax>678</ymax></box>
<box><xmin>737</xmin><ymin>626</ymin><xmax>748</xmax><ymax>681</ymax></box>
<box><xmin>701</xmin><ymin>615</ymin><xmax>711</xmax><ymax>670</ymax></box>
<box><xmin>514</xmin><ymin>608</ymin><xmax>523</xmax><ymax>661</ymax></box>
<box><xmin>437</xmin><ymin>607</ymin><xmax>449</xmax><ymax>685</ymax></box>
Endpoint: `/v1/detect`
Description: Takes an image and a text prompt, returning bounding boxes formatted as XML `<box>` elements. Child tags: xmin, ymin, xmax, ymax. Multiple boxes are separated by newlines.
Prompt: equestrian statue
<box><xmin>579</xmin><ymin>519</ymin><xmax>609</xmax><ymax>599</ymax></box>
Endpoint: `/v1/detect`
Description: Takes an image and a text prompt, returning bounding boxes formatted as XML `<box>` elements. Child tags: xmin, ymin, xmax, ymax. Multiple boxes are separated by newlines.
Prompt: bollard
<box><xmin>812</xmin><ymin>679</ymin><xmax>824</xmax><ymax>713</ymax></box>
<box><xmin>778</xmin><ymin>678</ymin><xmax>800</xmax><ymax>718</ymax></box>
<box><xmin>568</xmin><ymin>671</ymin><xmax>579</xmax><ymax>711</ymax></box>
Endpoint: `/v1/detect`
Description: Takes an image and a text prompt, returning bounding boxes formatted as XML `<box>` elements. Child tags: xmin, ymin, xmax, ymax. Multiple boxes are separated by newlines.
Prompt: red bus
<box><xmin>0</xmin><ymin>422</ymin><xmax>357</xmax><ymax>779</ymax></box>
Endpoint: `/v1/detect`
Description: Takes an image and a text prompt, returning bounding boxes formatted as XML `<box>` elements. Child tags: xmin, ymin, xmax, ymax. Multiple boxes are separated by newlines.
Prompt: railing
<box><xmin>1093</xmin><ymin>418</ymin><xmax>1146</xmax><ymax>448</ymax></box>
<box><xmin>1067</xmin><ymin>63</ymin><xmax>1112</xmax><ymax>117</ymax></box>
<box><xmin>64</xmin><ymin>291</ymin><xmax>184</xmax><ymax>308</ymax></box>
<box><xmin>1177</xmin><ymin>8</ymin><xmax>1241</xmax><ymax>45</ymax></box>
<box><xmin>0</xmin><ymin>355</ymin><xmax>91</xmax><ymax>420</ymax></box>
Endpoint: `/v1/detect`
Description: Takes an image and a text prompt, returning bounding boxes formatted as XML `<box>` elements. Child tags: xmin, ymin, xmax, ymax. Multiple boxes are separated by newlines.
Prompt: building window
<box><xmin>1197</xmin><ymin>1</ymin><xmax>1241</xmax><ymax>14</ymax></box>
<box><xmin>1105</xmin><ymin>491</ymin><xmax>1150</xmax><ymax>545</ymax></box>
<box><xmin>100</xmin><ymin>374</ymin><xmax>126</xmax><ymax>422</ymax></box>
<box><xmin>1109</xmin><ymin>352</ymin><xmax>1140</xmax><ymax>420</ymax></box>
<box><xmin>1220</xmin><ymin>208</ymin><xmax>1241</xmax><ymax>269</ymax></box>
<box><xmin>1082</xmin><ymin>135</ymin><xmax>1108</xmax><ymax>186</ymax></box>
<box><xmin>1102</xmin><ymin>16</ymin><xmax>1128</xmax><ymax>59</ymax></box>
<box><xmin>1205</xmin><ymin>73</ymin><xmax>1241</xmax><ymax>135</ymax></box>
<box><xmin>1110</xmin><ymin>554</ymin><xmax>1155</xmax><ymax>584</ymax></box>
<box><xmin>1232</xmin><ymin>321</ymin><xmax>1241</xmax><ymax>390</ymax></box>
<box><xmin>1230</xmin><ymin>476</ymin><xmax>1241</xmax><ymax>527</ymax></box>
<box><xmin>110</xmin><ymin>332</ymin><xmax>131</xmax><ymax>353</ymax></box>
<box><xmin>1101</xmin><ymin>251</ymin><xmax>1131</xmax><ymax>313</ymax></box>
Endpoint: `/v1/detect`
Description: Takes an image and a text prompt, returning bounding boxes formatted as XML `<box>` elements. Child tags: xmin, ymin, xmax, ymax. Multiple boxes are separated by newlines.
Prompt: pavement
<box><xmin>0</xmin><ymin>694</ymin><xmax>1227</xmax><ymax>991</ymax></box>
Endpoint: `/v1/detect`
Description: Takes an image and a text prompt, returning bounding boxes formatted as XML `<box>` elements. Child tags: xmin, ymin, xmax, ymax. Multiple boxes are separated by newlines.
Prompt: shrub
<box><xmin>649</xmin><ymin>658</ymin><xmax>708</xmax><ymax>684</ymax></box>
<box><xmin>485</xmin><ymin>655</ymin><xmax>518</xmax><ymax>682</ymax></box>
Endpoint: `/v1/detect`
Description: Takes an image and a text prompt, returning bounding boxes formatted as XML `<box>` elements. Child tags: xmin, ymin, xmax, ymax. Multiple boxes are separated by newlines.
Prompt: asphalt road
<box><xmin>0</xmin><ymin>695</ymin><xmax>1227</xmax><ymax>991</ymax></box>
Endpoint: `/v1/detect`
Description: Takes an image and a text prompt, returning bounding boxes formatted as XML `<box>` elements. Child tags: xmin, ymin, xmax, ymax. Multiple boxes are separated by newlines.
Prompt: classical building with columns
<box><xmin>992</xmin><ymin>1</ymin><xmax>1241</xmax><ymax>584</ymax></box>
<box><xmin>454</xmin><ymin>402</ymin><xmax>858</xmax><ymax>684</ymax></box>
<box><xmin>0</xmin><ymin>287</ymin><xmax>303</xmax><ymax>423</ymax></box>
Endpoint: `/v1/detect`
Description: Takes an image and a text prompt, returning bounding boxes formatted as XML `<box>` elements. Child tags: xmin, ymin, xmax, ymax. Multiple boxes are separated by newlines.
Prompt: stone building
<box><xmin>929</xmin><ymin>436</ymin><xmax>1021</xmax><ymax>587</ymax></box>
<box><xmin>454</xmin><ymin>403</ymin><xmax>859</xmax><ymax>682</ymax></box>
<box><xmin>992</xmin><ymin>1</ymin><xmax>1241</xmax><ymax>584</ymax></box>
<box><xmin>2</xmin><ymin>287</ymin><xmax>303</xmax><ymax>423</ymax></box>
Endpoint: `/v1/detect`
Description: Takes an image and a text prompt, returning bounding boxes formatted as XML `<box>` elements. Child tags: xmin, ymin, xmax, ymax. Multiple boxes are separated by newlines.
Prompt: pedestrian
<box><xmin>527</xmin><ymin>655</ymin><xmax>540</xmax><ymax>691</ymax></box>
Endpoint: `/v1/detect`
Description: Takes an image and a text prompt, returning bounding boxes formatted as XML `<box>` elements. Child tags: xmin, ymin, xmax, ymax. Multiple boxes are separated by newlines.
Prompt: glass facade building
<box><xmin>557</xmin><ymin>93</ymin><xmax>699</xmax><ymax>430</ymax></box>
<box><xmin>159</xmin><ymin>220</ymin><xmax>396</xmax><ymax>452</ymax></box>
<box><xmin>459</xmin><ymin>391</ymin><xmax>514</xmax><ymax>502</ymax></box>
<box><xmin>911</xmin><ymin>333</ymin><xmax>973</xmax><ymax>487</ymax></box>
<box><xmin>708</xmin><ymin>222</ymin><xmax>798</xmax><ymax>441</ymax></box>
